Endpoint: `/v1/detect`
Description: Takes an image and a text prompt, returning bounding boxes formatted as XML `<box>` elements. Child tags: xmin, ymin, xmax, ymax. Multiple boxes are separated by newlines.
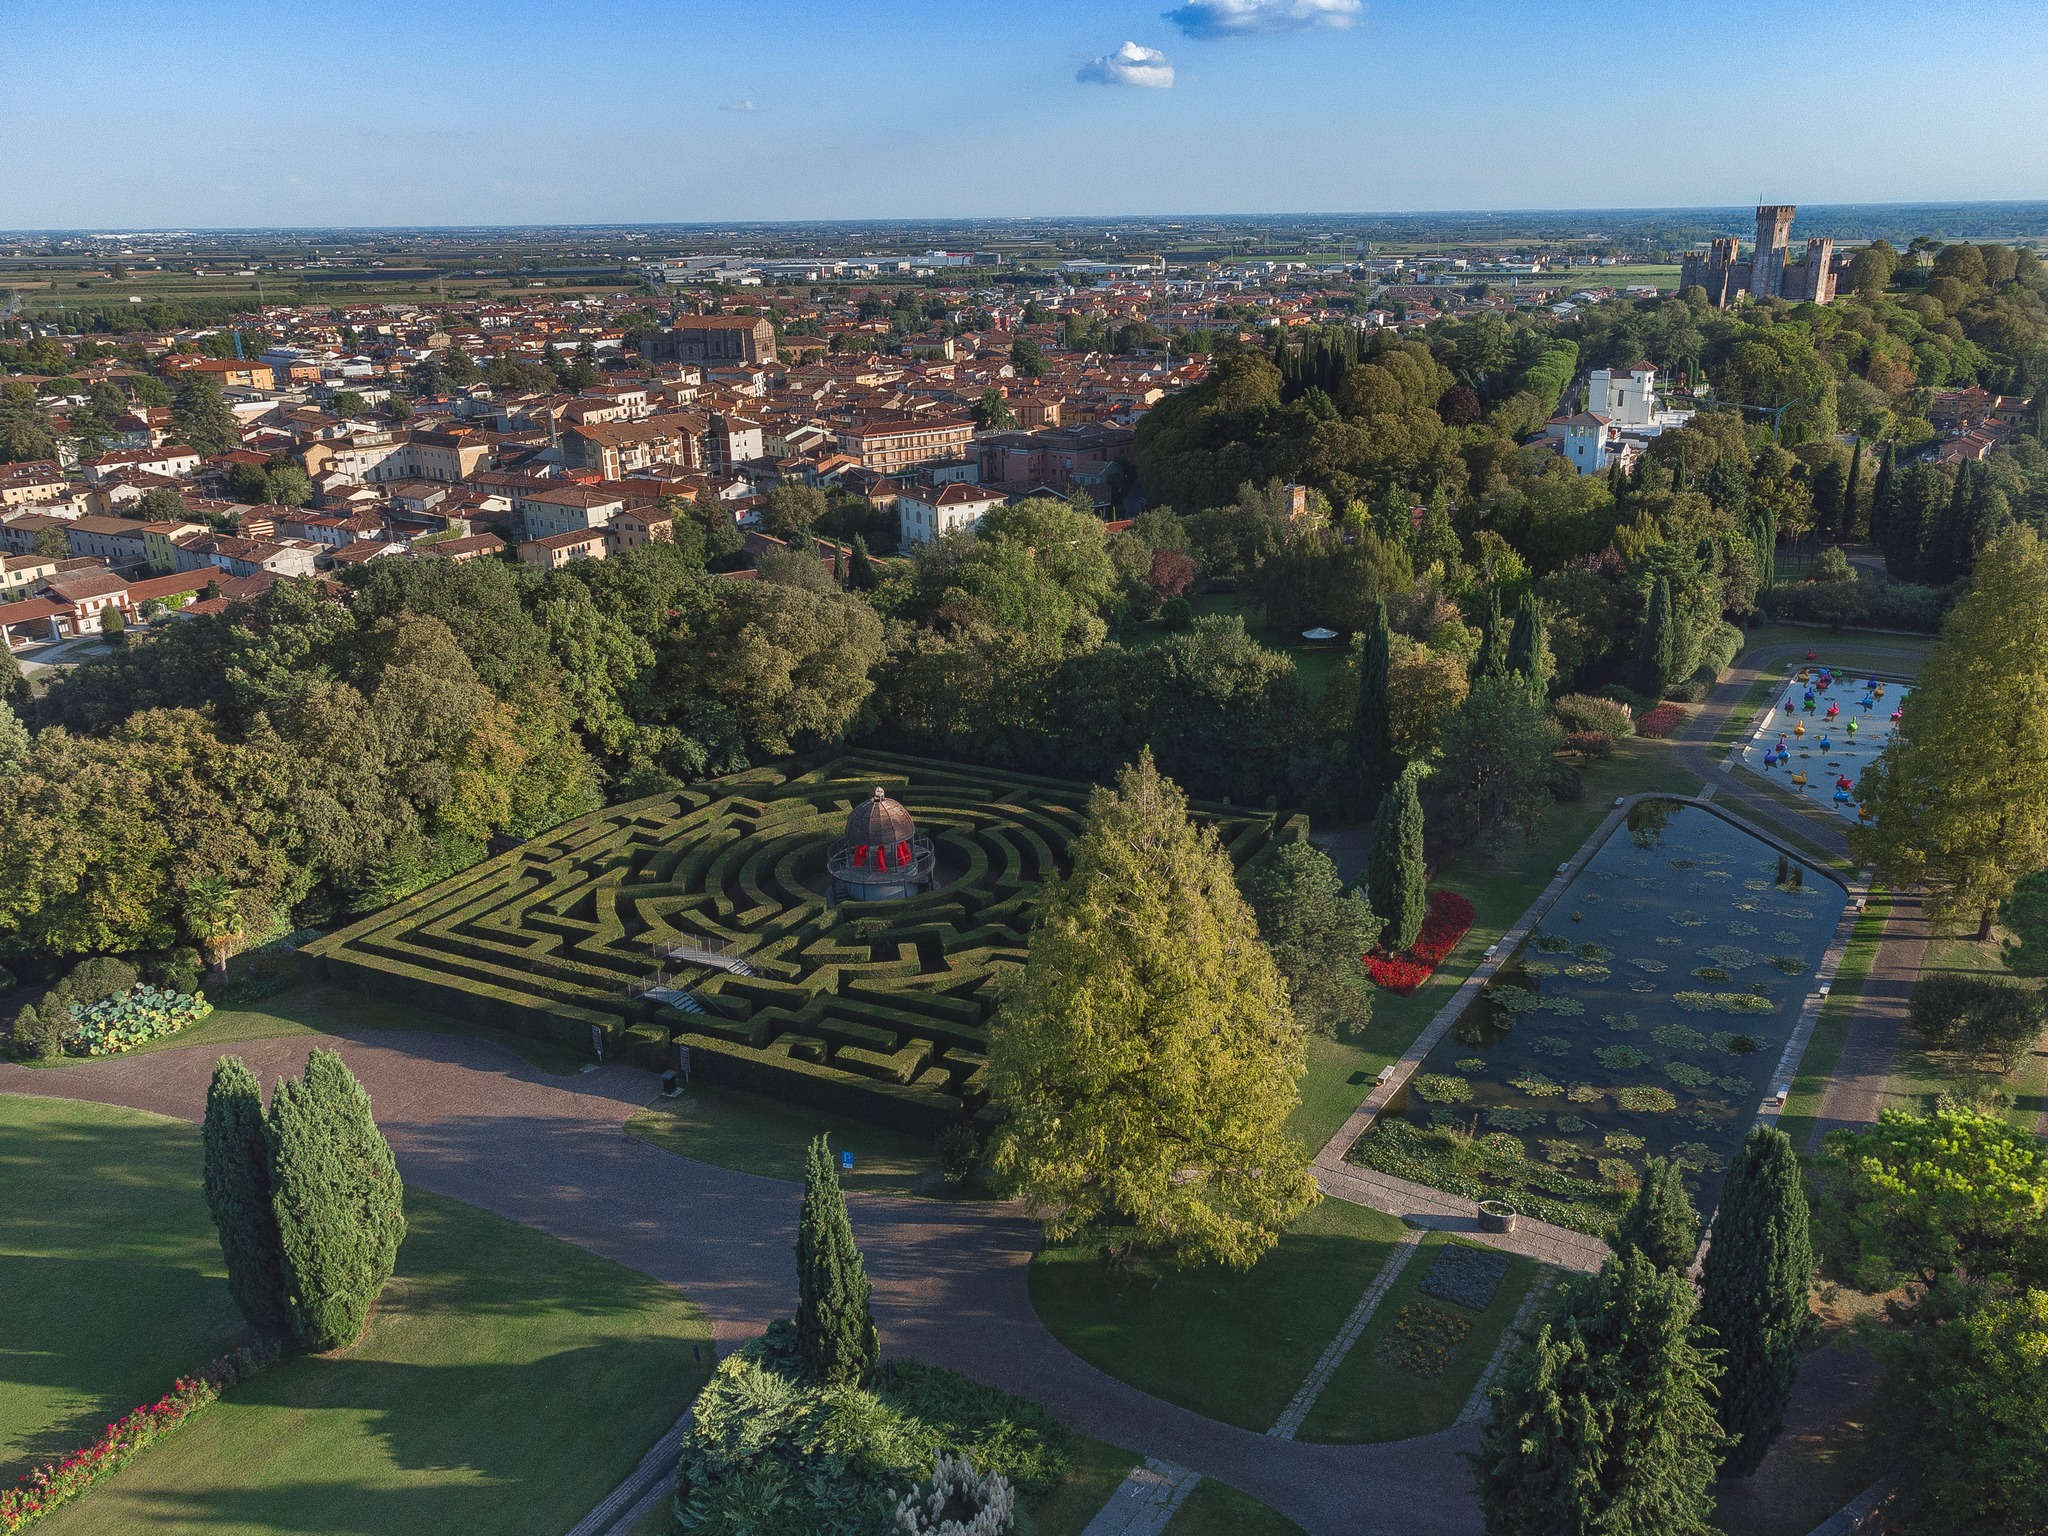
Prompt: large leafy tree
<box><xmin>987</xmin><ymin>750</ymin><xmax>1316</xmax><ymax>1270</ymax></box>
<box><xmin>1855</xmin><ymin>527</ymin><xmax>2048</xmax><ymax>937</ymax></box>
<box><xmin>1435</xmin><ymin>675</ymin><xmax>1561</xmax><ymax>848</ymax></box>
<box><xmin>794</xmin><ymin>1134</ymin><xmax>880</xmax><ymax>1387</ymax></box>
<box><xmin>267</xmin><ymin>1049</ymin><xmax>406</xmax><ymax>1351</ymax></box>
<box><xmin>1474</xmin><ymin>1251</ymin><xmax>1723</xmax><ymax>1536</ymax></box>
<box><xmin>1821</xmin><ymin>1108</ymin><xmax>2048</xmax><ymax>1293</ymax></box>
<box><xmin>1700</xmin><ymin>1126</ymin><xmax>1813</xmax><ymax>1476</ymax></box>
<box><xmin>1882</xmin><ymin>1287</ymin><xmax>2048</xmax><ymax>1536</ymax></box>
<box><xmin>1243</xmin><ymin>838</ymin><xmax>1381</xmax><ymax>1040</ymax></box>
<box><xmin>202</xmin><ymin>1056</ymin><xmax>291</xmax><ymax>1337</ymax></box>
<box><xmin>1613</xmin><ymin>1156</ymin><xmax>1699</xmax><ymax>1273</ymax></box>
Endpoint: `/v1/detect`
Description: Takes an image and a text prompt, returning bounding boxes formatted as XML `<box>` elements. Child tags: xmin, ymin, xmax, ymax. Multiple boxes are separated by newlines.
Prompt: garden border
<box><xmin>1315</xmin><ymin>795</ymin><xmax>1865</xmax><ymax>1232</ymax></box>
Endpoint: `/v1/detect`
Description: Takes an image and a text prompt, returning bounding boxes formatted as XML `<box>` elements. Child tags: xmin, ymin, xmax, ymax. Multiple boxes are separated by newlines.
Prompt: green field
<box><xmin>626</xmin><ymin>1080</ymin><xmax>944</xmax><ymax>1199</ymax></box>
<box><xmin>306</xmin><ymin>750</ymin><xmax>1294</xmax><ymax>1136</ymax></box>
<box><xmin>3</xmin><ymin>1095</ymin><xmax>715</xmax><ymax>1536</ymax></box>
<box><xmin>1029</xmin><ymin>1198</ymin><xmax>1407</xmax><ymax>1433</ymax></box>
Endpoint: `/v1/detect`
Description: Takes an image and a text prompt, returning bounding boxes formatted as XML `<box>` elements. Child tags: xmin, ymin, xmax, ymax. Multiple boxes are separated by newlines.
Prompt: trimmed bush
<box><xmin>1759</xmin><ymin>577</ymin><xmax>1948</xmax><ymax>632</ymax></box>
<box><xmin>267</xmin><ymin>1049</ymin><xmax>406</xmax><ymax>1350</ymax></box>
<box><xmin>202</xmin><ymin>1057</ymin><xmax>292</xmax><ymax>1336</ymax></box>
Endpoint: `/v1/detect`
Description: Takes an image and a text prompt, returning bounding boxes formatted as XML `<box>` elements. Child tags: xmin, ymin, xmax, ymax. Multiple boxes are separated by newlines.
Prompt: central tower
<box><xmin>1752</xmin><ymin>205</ymin><xmax>1796</xmax><ymax>302</ymax></box>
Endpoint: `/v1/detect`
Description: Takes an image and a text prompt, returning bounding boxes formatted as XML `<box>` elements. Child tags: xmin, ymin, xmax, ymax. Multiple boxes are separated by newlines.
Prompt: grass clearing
<box><xmin>1132</xmin><ymin>593</ymin><xmax>1349</xmax><ymax>699</ymax></box>
<box><xmin>1297</xmin><ymin>1233</ymin><xmax>1542</xmax><ymax>1444</ymax></box>
<box><xmin>1877</xmin><ymin>923</ymin><xmax>2047</xmax><ymax>1131</ymax></box>
<box><xmin>1029</xmin><ymin>1199</ymin><xmax>1406</xmax><ymax>1433</ymax></box>
<box><xmin>626</xmin><ymin>1080</ymin><xmax>944</xmax><ymax>1198</ymax></box>
<box><xmin>5</xmin><ymin>1094</ymin><xmax>714</xmax><ymax>1536</ymax></box>
<box><xmin>1169</xmin><ymin>1476</ymin><xmax>1308</xmax><ymax>1534</ymax></box>
<box><xmin>1735</xmin><ymin>625</ymin><xmax>1933</xmax><ymax>678</ymax></box>
<box><xmin>1778</xmin><ymin>891</ymin><xmax>1888</xmax><ymax>1151</ymax></box>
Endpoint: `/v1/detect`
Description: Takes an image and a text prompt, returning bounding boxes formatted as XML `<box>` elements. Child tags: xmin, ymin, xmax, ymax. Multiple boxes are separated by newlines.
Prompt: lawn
<box><xmin>1290</xmin><ymin>735</ymin><xmax>1704</xmax><ymax>1154</ymax></box>
<box><xmin>626</xmin><ymin>1080</ymin><xmax>945</xmax><ymax>1199</ymax></box>
<box><xmin>1876</xmin><ymin>922</ymin><xmax>2047</xmax><ymax>1131</ymax></box>
<box><xmin>1029</xmin><ymin>1198</ymin><xmax>1407</xmax><ymax>1433</ymax></box>
<box><xmin>1133</xmin><ymin>592</ymin><xmax>1349</xmax><ymax>700</ymax></box>
<box><xmin>22</xmin><ymin>981</ymin><xmax>587</xmax><ymax>1076</ymax></box>
<box><xmin>1734</xmin><ymin>625</ymin><xmax>1932</xmax><ymax>678</ymax></box>
<box><xmin>3</xmin><ymin>1094</ymin><xmax>714</xmax><ymax>1536</ymax></box>
<box><xmin>1298</xmin><ymin>1233</ymin><xmax>1542</xmax><ymax>1444</ymax></box>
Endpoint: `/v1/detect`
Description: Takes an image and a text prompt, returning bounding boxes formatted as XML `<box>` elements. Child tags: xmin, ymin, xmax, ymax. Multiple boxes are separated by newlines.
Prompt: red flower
<box><xmin>1635</xmin><ymin>702</ymin><xmax>1687</xmax><ymax>739</ymax></box>
<box><xmin>1363</xmin><ymin>888</ymin><xmax>1476</xmax><ymax>994</ymax></box>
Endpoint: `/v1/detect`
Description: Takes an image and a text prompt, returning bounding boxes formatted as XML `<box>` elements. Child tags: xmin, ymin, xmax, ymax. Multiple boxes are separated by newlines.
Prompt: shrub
<box><xmin>673</xmin><ymin>1327</ymin><xmax>1071</xmax><ymax>1535</ymax></box>
<box><xmin>10</xmin><ymin>1004</ymin><xmax>66</xmax><ymax>1062</ymax></box>
<box><xmin>894</xmin><ymin>1453</ymin><xmax>1016</xmax><ymax>1536</ymax></box>
<box><xmin>1160</xmin><ymin>596</ymin><xmax>1194</xmax><ymax>630</ymax></box>
<box><xmin>1634</xmin><ymin>702</ymin><xmax>1687</xmax><ymax>738</ymax></box>
<box><xmin>151</xmin><ymin>948</ymin><xmax>205</xmax><ymax>997</ymax></box>
<box><xmin>1552</xmin><ymin>693</ymin><xmax>1634</xmax><ymax>741</ymax></box>
<box><xmin>1411</xmin><ymin>890</ymin><xmax>1475</xmax><ymax>968</ymax></box>
<box><xmin>936</xmin><ymin>1122</ymin><xmax>981</xmax><ymax>1185</ymax></box>
<box><xmin>1367</xmin><ymin>954</ymin><xmax>1430</xmax><ymax>993</ymax></box>
<box><xmin>1548</xmin><ymin>760</ymin><xmax>1585</xmax><ymax>802</ymax></box>
<box><xmin>41</xmin><ymin>956</ymin><xmax>139</xmax><ymax>1022</ymax></box>
<box><xmin>1564</xmin><ymin>729</ymin><xmax>1615</xmax><ymax>759</ymax></box>
<box><xmin>1909</xmin><ymin>973</ymin><xmax>2046</xmax><ymax>1072</ymax></box>
<box><xmin>1812</xmin><ymin>546</ymin><xmax>1857</xmax><ymax>584</ymax></box>
<box><xmin>63</xmin><ymin>986</ymin><xmax>213</xmax><ymax>1056</ymax></box>
<box><xmin>1758</xmin><ymin>577</ymin><xmax>1948</xmax><ymax>632</ymax></box>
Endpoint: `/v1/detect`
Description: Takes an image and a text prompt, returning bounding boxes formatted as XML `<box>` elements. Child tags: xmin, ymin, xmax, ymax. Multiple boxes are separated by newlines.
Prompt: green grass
<box><xmin>1029</xmin><ymin>1199</ymin><xmax>1407</xmax><ymax>1433</ymax></box>
<box><xmin>1290</xmin><ymin>736</ymin><xmax>1704</xmax><ymax>1154</ymax></box>
<box><xmin>0</xmin><ymin>1097</ymin><xmax>247</xmax><ymax>1480</ymax></box>
<box><xmin>1297</xmin><ymin>1234</ymin><xmax>1541</xmax><ymax>1443</ymax></box>
<box><xmin>23</xmin><ymin>981</ymin><xmax>587</xmax><ymax>1076</ymax></box>
<box><xmin>1777</xmin><ymin>891</ymin><xmax>1888</xmax><ymax>1151</ymax></box>
<box><xmin>1709</xmin><ymin>670</ymin><xmax>1790</xmax><ymax>750</ymax></box>
<box><xmin>626</xmin><ymin>1080</ymin><xmax>945</xmax><ymax>1198</ymax></box>
<box><xmin>1735</xmin><ymin>625</ymin><xmax>1933</xmax><ymax>677</ymax></box>
<box><xmin>1876</xmin><ymin>924</ymin><xmax>2047</xmax><ymax>1131</ymax></box>
<box><xmin>5</xmin><ymin>1094</ymin><xmax>714</xmax><ymax>1536</ymax></box>
<box><xmin>1027</xmin><ymin>1435</ymin><xmax>1150</xmax><ymax>1535</ymax></box>
<box><xmin>1133</xmin><ymin>593</ymin><xmax>1348</xmax><ymax>699</ymax></box>
<box><xmin>1169</xmin><ymin>1476</ymin><xmax>1308</xmax><ymax>1534</ymax></box>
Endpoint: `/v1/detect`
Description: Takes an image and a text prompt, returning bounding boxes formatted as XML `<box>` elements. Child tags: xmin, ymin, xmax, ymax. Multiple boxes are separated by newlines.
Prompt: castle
<box><xmin>1680</xmin><ymin>205</ymin><xmax>1843</xmax><ymax>308</ymax></box>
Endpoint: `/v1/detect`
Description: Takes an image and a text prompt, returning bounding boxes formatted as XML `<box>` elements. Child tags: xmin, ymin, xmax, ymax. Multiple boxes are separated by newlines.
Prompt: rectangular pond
<box><xmin>1352</xmin><ymin>800</ymin><xmax>1849</xmax><ymax>1234</ymax></box>
<box><xmin>1739</xmin><ymin>663</ymin><xmax>1913</xmax><ymax>824</ymax></box>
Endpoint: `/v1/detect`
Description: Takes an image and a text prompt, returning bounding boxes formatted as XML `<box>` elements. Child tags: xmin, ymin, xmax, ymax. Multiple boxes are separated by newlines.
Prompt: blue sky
<box><xmin>4</xmin><ymin>0</ymin><xmax>2045</xmax><ymax>228</ymax></box>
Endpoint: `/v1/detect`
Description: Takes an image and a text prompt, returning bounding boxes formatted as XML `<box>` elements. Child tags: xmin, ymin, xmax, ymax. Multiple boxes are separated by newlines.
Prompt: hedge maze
<box><xmin>305</xmin><ymin>751</ymin><xmax>1298</xmax><ymax>1134</ymax></box>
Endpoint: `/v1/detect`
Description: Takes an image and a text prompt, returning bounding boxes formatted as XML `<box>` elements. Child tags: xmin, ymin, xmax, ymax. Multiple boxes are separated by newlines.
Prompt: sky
<box><xmin>3</xmin><ymin>0</ymin><xmax>2046</xmax><ymax>229</ymax></box>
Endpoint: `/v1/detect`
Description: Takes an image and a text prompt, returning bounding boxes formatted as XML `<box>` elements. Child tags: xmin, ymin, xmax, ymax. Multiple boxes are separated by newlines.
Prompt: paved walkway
<box><xmin>0</xmin><ymin>1031</ymin><xmax>1486</xmax><ymax>1536</ymax></box>
<box><xmin>1317</xmin><ymin>1164</ymin><xmax>1608</xmax><ymax>1272</ymax></box>
<box><xmin>1807</xmin><ymin>888</ymin><xmax>1931</xmax><ymax>1148</ymax></box>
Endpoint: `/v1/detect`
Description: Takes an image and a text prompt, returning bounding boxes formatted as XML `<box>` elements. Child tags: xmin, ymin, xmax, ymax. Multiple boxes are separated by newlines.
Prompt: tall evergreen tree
<box><xmin>1700</xmin><ymin>1127</ymin><xmax>1813</xmax><ymax>1476</ymax></box>
<box><xmin>1922</xmin><ymin>464</ymin><xmax>1974</xmax><ymax>586</ymax></box>
<box><xmin>201</xmin><ymin>1056</ymin><xmax>291</xmax><ymax>1337</ymax></box>
<box><xmin>0</xmin><ymin>697</ymin><xmax>28</xmax><ymax>776</ymax></box>
<box><xmin>795</xmin><ymin>1133</ymin><xmax>880</xmax><ymax>1387</ymax></box>
<box><xmin>1670</xmin><ymin>448</ymin><xmax>1684</xmax><ymax>494</ymax></box>
<box><xmin>1614</xmin><ymin>1156</ymin><xmax>1700</xmax><ymax>1273</ymax></box>
<box><xmin>1349</xmin><ymin>601</ymin><xmax>1397</xmax><ymax>812</ymax></box>
<box><xmin>1636</xmin><ymin>576</ymin><xmax>1676</xmax><ymax>699</ymax></box>
<box><xmin>1867</xmin><ymin>440</ymin><xmax>1896</xmax><ymax>558</ymax></box>
<box><xmin>1473</xmin><ymin>586</ymin><xmax>1510</xmax><ymax>682</ymax></box>
<box><xmin>1842</xmin><ymin>439</ymin><xmax>1863</xmax><ymax>539</ymax></box>
<box><xmin>267</xmin><ymin>1049</ymin><xmax>406</xmax><ymax>1351</ymax></box>
<box><xmin>1505</xmin><ymin>591</ymin><xmax>1550</xmax><ymax>702</ymax></box>
<box><xmin>847</xmin><ymin>532</ymin><xmax>878</xmax><ymax>591</ymax></box>
<box><xmin>170</xmin><ymin>372</ymin><xmax>241</xmax><ymax>457</ymax></box>
<box><xmin>987</xmin><ymin>751</ymin><xmax>1315</xmax><ymax>1268</ymax></box>
<box><xmin>1368</xmin><ymin>768</ymin><xmax>1428</xmax><ymax>953</ymax></box>
<box><xmin>1475</xmin><ymin>1251</ymin><xmax>1723</xmax><ymax>1536</ymax></box>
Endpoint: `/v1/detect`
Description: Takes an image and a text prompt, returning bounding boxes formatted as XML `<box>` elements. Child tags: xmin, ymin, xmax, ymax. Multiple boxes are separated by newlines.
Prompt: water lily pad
<box><xmin>1697</xmin><ymin>944</ymin><xmax>1760</xmax><ymax>969</ymax></box>
<box><xmin>1616</xmin><ymin>1084</ymin><xmax>1678</xmax><ymax>1112</ymax></box>
<box><xmin>1455</xmin><ymin>1057</ymin><xmax>1486</xmax><ymax>1073</ymax></box>
<box><xmin>1666</xmin><ymin>1061</ymin><xmax>1714</xmax><ymax>1088</ymax></box>
<box><xmin>1484</xmin><ymin>1108</ymin><xmax>1545</xmax><ymax>1132</ymax></box>
<box><xmin>1596</xmin><ymin>1044</ymin><xmax>1649</xmax><ymax>1070</ymax></box>
<box><xmin>1556</xmin><ymin>1113</ymin><xmax>1592</xmax><ymax>1132</ymax></box>
<box><xmin>1709</xmin><ymin>1031</ymin><xmax>1762</xmax><ymax>1055</ymax></box>
<box><xmin>1488</xmin><ymin>984</ymin><xmax>1543</xmax><ymax>1014</ymax></box>
<box><xmin>1413</xmin><ymin>1073</ymin><xmax>1473</xmax><ymax>1103</ymax></box>
<box><xmin>1728</xmin><ymin>921</ymin><xmax>1760</xmax><ymax>936</ymax></box>
<box><xmin>1521</xmin><ymin>960</ymin><xmax>1560</xmax><ymax>978</ymax></box>
<box><xmin>1566</xmin><ymin>1084</ymin><xmax>1602</xmax><ymax>1104</ymax></box>
<box><xmin>1510</xmin><ymin>1070</ymin><xmax>1565</xmax><ymax>1097</ymax></box>
<box><xmin>1692</xmin><ymin>966</ymin><xmax>1731</xmax><ymax>983</ymax></box>
<box><xmin>1603</xmin><ymin>1012</ymin><xmax>1641</xmax><ymax>1031</ymax></box>
<box><xmin>1598</xmin><ymin>1158</ymin><xmax>1641</xmax><ymax>1186</ymax></box>
<box><xmin>1629</xmin><ymin>957</ymin><xmax>1669</xmax><ymax>973</ymax></box>
<box><xmin>1534</xmin><ymin>932</ymin><xmax>1573</xmax><ymax>953</ymax></box>
<box><xmin>1715</xmin><ymin>1074</ymin><xmax>1753</xmax><ymax>1095</ymax></box>
<box><xmin>1669</xmin><ymin>911</ymin><xmax>1708</xmax><ymax>928</ymax></box>
<box><xmin>1565</xmin><ymin>962</ymin><xmax>1612</xmax><ymax>981</ymax></box>
<box><xmin>1542</xmin><ymin>996</ymin><xmax>1586</xmax><ymax>1016</ymax></box>
<box><xmin>1603</xmin><ymin>1129</ymin><xmax>1646</xmax><ymax>1151</ymax></box>
<box><xmin>1540</xmin><ymin>1139</ymin><xmax>1579</xmax><ymax>1165</ymax></box>
<box><xmin>1769</xmin><ymin>954</ymin><xmax>1807</xmax><ymax>974</ymax></box>
<box><xmin>1531</xmin><ymin>1035</ymin><xmax>1573</xmax><ymax>1058</ymax></box>
<box><xmin>1651</xmin><ymin>1023</ymin><xmax>1708</xmax><ymax>1051</ymax></box>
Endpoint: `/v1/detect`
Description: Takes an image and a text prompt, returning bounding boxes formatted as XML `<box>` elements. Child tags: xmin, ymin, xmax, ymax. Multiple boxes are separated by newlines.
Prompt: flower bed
<box><xmin>1417</xmin><ymin>1243</ymin><xmax>1511</xmax><ymax>1312</ymax></box>
<box><xmin>1634</xmin><ymin>702</ymin><xmax>1688</xmax><ymax>739</ymax></box>
<box><xmin>1</xmin><ymin>1341</ymin><xmax>276</xmax><ymax>1533</ymax></box>
<box><xmin>62</xmin><ymin>986</ymin><xmax>213</xmax><ymax>1057</ymax></box>
<box><xmin>1376</xmin><ymin>1301</ymin><xmax>1472</xmax><ymax>1378</ymax></box>
<box><xmin>1365</xmin><ymin>889</ymin><xmax>1476</xmax><ymax>995</ymax></box>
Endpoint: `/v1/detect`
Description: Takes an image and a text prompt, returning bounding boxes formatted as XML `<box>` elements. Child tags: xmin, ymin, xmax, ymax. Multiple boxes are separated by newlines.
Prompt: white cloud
<box><xmin>1076</xmin><ymin>41</ymin><xmax>1176</xmax><ymax>89</ymax></box>
<box><xmin>1164</xmin><ymin>0</ymin><xmax>1363</xmax><ymax>37</ymax></box>
<box><xmin>720</xmin><ymin>97</ymin><xmax>763</xmax><ymax>112</ymax></box>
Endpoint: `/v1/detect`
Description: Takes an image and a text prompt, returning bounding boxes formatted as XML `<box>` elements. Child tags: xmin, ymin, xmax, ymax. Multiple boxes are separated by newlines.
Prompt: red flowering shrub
<box><xmin>1635</xmin><ymin>702</ymin><xmax>1687</xmax><ymax>739</ymax></box>
<box><xmin>1564</xmin><ymin>729</ymin><xmax>1615</xmax><ymax>759</ymax></box>
<box><xmin>1</xmin><ymin>1341</ymin><xmax>277</xmax><ymax>1533</ymax></box>
<box><xmin>1365</xmin><ymin>889</ymin><xmax>1476</xmax><ymax>994</ymax></box>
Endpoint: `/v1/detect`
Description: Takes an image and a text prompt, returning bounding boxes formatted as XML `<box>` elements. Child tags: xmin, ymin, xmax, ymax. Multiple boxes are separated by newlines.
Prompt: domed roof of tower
<box><xmin>844</xmin><ymin>786</ymin><xmax>915</xmax><ymax>849</ymax></box>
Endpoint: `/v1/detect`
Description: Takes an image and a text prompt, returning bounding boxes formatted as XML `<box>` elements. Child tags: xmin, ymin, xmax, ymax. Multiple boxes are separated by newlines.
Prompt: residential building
<box><xmin>642</xmin><ymin>315</ymin><xmax>777</xmax><ymax>366</ymax></box>
<box><xmin>898</xmin><ymin>482</ymin><xmax>1005</xmax><ymax>546</ymax></box>
<box><xmin>835</xmin><ymin>415</ymin><xmax>976</xmax><ymax>474</ymax></box>
<box><xmin>515</xmin><ymin>483</ymin><xmax>631</xmax><ymax>541</ymax></box>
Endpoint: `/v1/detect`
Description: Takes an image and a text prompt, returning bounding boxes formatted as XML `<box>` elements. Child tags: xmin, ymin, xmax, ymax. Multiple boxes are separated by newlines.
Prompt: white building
<box><xmin>898</xmin><ymin>483</ymin><xmax>1005</xmax><ymax>547</ymax></box>
<box><xmin>1548</xmin><ymin>363</ymin><xmax>1691</xmax><ymax>476</ymax></box>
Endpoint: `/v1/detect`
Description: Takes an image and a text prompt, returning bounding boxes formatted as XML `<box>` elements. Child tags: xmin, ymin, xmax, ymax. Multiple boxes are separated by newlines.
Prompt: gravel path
<box><xmin>0</xmin><ymin>1031</ymin><xmax>1486</xmax><ymax>1536</ymax></box>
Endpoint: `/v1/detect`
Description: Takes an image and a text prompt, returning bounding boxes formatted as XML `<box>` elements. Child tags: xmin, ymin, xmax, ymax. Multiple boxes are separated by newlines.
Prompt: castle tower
<box><xmin>1753</xmin><ymin>205</ymin><xmax>1796</xmax><ymax>301</ymax></box>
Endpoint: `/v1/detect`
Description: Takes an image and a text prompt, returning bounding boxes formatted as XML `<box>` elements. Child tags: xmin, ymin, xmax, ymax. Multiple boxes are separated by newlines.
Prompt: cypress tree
<box><xmin>1474</xmin><ymin>1251</ymin><xmax>1723</xmax><ymax>1536</ymax></box>
<box><xmin>1614</xmin><ymin>1156</ymin><xmax>1699</xmax><ymax>1273</ymax></box>
<box><xmin>1505</xmin><ymin>591</ymin><xmax>1550</xmax><ymax>702</ymax></box>
<box><xmin>1869</xmin><ymin>441</ymin><xmax>1898</xmax><ymax>570</ymax></box>
<box><xmin>795</xmin><ymin>1133</ymin><xmax>879</xmax><ymax>1387</ymax></box>
<box><xmin>1368</xmin><ymin>768</ymin><xmax>1427</xmax><ymax>953</ymax></box>
<box><xmin>202</xmin><ymin>1056</ymin><xmax>291</xmax><ymax>1337</ymax></box>
<box><xmin>1349</xmin><ymin>601</ymin><xmax>1396</xmax><ymax>813</ymax></box>
<box><xmin>1473</xmin><ymin>585</ymin><xmax>1510</xmax><ymax>682</ymax></box>
<box><xmin>831</xmin><ymin>542</ymin><xmax>845</xmax><ymax>586</ymax></box>
<box><xmin>1671</xmin><ymin>447</ymin><xmax>1684</xmax><ymax>494</ymax></box>
<box><xmin>267</xmin><ymin>1049</ymin><xmax>406</xmax><ymax>1351</ymax></box>
<box><xmin>1636</xmin><ymin>576</ymin><xmax>1676</xmax><ymax>699</ymax></box>
<box><xmin>1700</xmin><ymin>1127</ymin><xmax>1813</xmax><ymax>1476</ymax></box>
<box><xmin>1842</xmin><ymin>439</ymin><xmax>1863</xmax><ymax>539</ymax></box>
<box><xmin>847</xmin><ymin>533</ymin><xmax>878</xmax><ymax>591</ymax></box>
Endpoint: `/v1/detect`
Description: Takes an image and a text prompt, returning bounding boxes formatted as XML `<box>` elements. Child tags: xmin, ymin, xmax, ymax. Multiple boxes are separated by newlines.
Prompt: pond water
<box><xmin>1389</xmin><ymin>801</ymin><xmax>1848</xmax><ymax>1219</ymax></box>
<box><xmin>1739</xmin><ymin>664</ymin><xmax>1913</xmax><ymax>824</ymax></box>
